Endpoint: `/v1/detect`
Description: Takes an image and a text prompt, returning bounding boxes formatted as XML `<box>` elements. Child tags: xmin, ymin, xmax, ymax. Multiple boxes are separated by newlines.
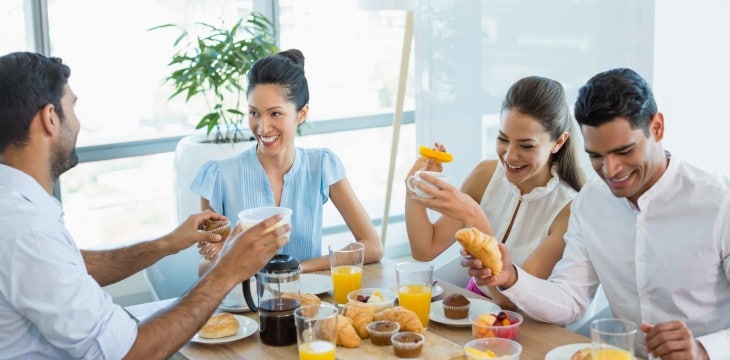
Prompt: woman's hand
<box><xmin>409</xmin><ymin>173</ymin><xmax>482</xmax><ymax>225</ymax></box>
<box><xmin>405</xmin><ymin>142</ymin><xmax>446</xmax><ymax>185</ymax></box>
<box><xmin>198</xmin><ymin>222</ymin><xmax>241</xmax><ymax>262</ymax></box>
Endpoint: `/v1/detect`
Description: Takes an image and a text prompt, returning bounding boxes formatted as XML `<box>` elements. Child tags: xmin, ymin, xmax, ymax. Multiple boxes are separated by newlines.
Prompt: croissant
<box><xmin>373</xmin><ymin>306</ymin><xmax>424</xmax><ymax>333</ymax></box>
<box><xmin>335</xmin><ymin>314</ymin><xmax>362</xmax><ymax>348</ymax></box>
<box><xmin>344</xmin><ymin>302</ymin><xmax>375</xmax><ymax>339</ymax></box>
<box><xmin>282</xmin><ymin>292</ymin><xmax>321</xmax><ymax>317</ymax></box>
<box><xmin>455</xmin><ymin>227</ymin><xmax>503</xmax><ymax>276</ymax></box>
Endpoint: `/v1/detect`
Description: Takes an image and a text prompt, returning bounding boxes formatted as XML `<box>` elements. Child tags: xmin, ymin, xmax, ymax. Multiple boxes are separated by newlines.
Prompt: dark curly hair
<box><xmin>0</xmin><ymin>52</ymin><xmax>70</xmax><ymax>149</ymax></box>
<box><xmin>574</xmin><ymin>68</ymin><xmax>657</xmax><ymax>135</ymax></box>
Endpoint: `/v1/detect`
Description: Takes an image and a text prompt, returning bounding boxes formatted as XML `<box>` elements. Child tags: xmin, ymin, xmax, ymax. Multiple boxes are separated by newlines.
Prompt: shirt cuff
<box><xmin>696</xmin><ymin>329</ymin><xmax>730</xmax><ymax>359</ymax></box>
<box><xmin>496</xmin><ymin>265</ymin><xmax>533</xmax><ymax>303</ymax></box>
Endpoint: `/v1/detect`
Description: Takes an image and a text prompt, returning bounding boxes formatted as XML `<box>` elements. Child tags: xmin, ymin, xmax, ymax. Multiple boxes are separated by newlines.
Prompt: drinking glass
<box><xmin>591</xmin><ymin>318</ymin><xmax>638</xmax><ymax>360</ymax></box>
<box><xmin>395</xmin><ymin>261</ymin><xmax>433</xmax><ymax>328</ymax></box>
<box><xmin>294</xmin><ymin>303</ymin><xmax>338</xmax><ymax>360</ymax></box>
<box><xmin>329</xmin><ymin>241</ymin><xmax>365</xmax><ymax>304</ymax></box>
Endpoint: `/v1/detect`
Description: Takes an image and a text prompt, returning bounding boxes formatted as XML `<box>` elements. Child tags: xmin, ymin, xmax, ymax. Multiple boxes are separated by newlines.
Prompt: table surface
<box><xmin>126</xmin><ymin>258</ymin><xmax>589</xmax><ymax>359</ymax></box>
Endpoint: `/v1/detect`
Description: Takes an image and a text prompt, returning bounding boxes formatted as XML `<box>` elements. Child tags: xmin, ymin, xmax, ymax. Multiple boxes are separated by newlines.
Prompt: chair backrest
<box><xmin>143</xmin><ymin>246</ymin><xmax>200</xmax><ymax>300</ymax></box>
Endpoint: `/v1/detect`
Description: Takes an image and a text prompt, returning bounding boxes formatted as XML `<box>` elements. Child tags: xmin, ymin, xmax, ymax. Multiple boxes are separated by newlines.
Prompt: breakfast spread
<box><xmin>455</xmin><ymin>227</ymin><xmax>503</xmax><ymax>276</ymax></box>
<box><xmin>465</xmin><ymin>347</ymin><xmax>498</xmax><ymax>358</ymax></box>
<box><xmin>442</xmin><ymin>293</ymin><xmax>471</xmax><ymax>319</ymax></box>
<box><xmin>366</xmin><ymin>320</ymin><xmax>401</xmax><ymax>346</ymax></box>
<box><xmin>418</xmin><ymin>145</ymin><xmax>453</xmax><ymax>163</ymax></box>
<box><xmin>198</xmin><ymin>312</ymin><xmax>239</xmax><ymax>339</ymax></box>
<box><xmin>472</xmin><ymin>311</ymin><xmax>520</xmax><ymax>340</ymax></box>
<box><xmin>571</xmin><ymin>347</ymin><xmax>592</xmax><ymax>360</ymax></box>
<box><xmin>344</xmin><ymin>302</ymin><xmax>376</xmax><ymax>339</ymax></box>
<box><xmin>391</xmin><ymin>331</ymin><xmax>426</xmax><ymax>358</ymax></box>
<box><xmin>374</xmin><ymin>306</ymin><xmax>425</xmax><ymax>334</ymax></box>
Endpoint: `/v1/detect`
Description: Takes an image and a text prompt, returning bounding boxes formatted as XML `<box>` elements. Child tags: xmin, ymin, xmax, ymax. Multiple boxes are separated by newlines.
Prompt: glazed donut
<box><xmin>418</xmin><ymin>145</ymin><xmax>453</xmax><ymax>163</ymax></box>
<box><xmin>199</xmin><ymin>312</ymin><xmax>240</xmax><ymax>339</ymax></box>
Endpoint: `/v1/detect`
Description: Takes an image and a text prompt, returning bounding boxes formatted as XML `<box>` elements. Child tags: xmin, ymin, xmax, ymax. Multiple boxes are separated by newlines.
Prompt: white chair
<box><xmin>565</xmin><ymin>285</ymin><xmax>613</xmax><ymax>337</ymax></box>
<box><xmin>433</xmin><ymin>255</ymin><xmax>470</xmax><ymax>289</ymax></box>
<box><xmin>143</xmin><ymin>246</ymin><xmax>201</xmax><ymax>301</ymax></box>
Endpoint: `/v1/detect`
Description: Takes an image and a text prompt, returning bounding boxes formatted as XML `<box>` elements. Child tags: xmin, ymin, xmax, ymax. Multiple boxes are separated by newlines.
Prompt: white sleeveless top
<box><xmin>480</xmin><ymin>162</ymin><xmax>577</xmax><ymax>266</ymax></box>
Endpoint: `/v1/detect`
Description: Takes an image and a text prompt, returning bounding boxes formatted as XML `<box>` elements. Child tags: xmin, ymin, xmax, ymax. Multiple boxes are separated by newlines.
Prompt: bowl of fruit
<box><xmin>347</xmin><ymin>288</ymin><xmax>397</xmax><ymax>313</ymax></box>
<box><xmin>471</xmin><ymin>310</ymin><xmax>522</xmax><ymax>341</ymax></box>
<box><xmin>464</xmin><ymin>338</ymin><xmax>522</xmax><ymax>359</ymax></box>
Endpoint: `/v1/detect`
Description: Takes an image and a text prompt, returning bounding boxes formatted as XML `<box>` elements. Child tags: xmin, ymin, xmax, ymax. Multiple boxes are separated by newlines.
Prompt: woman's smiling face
<box><xmin>496</xmin><ymin>109</ymin><xmax>562</xmax><ymax>193</ymax></box>
<box><xmin>247</xmin><ymin>84</ymin><xmax>306</xmax><ymax>157</ymax></box>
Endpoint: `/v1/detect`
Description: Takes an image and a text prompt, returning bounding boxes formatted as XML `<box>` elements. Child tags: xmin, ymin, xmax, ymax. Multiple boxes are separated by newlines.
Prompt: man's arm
<box><xmin>83</xmin><ymin>211</ymin><xmax>225</xmax><ymax>286</ymax></box>
<box><xmin>124</xmin><ymin>215</ymin><xmax>290</xmax><ymax>359</ymax></box>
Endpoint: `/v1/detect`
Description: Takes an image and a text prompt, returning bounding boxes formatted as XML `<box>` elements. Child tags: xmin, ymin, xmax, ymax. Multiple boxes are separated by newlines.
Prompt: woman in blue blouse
<box><xmin>193</xmin><ymin>49</ymin><xmax>382</xmax><ymax>273</ymax></box>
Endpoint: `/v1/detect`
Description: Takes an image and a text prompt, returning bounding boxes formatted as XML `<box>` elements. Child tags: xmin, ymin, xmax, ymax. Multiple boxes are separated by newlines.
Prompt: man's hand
<box><xmin>460</xmin><ymin>243</ymin><xmax>518</xmax><ymax>289</ymax></box>
<box><xmin>213</xmin><ymin>214</ymin><xmax>290</xmax><ymax>284</ymax></box>
<box><xmin>161</xmin><ymin>210</ymin><xmax>228</xmax><ymax>254</ymax></box>
<box><xmin>642</xmin><ymin>321</ymin><xmax>709</xmax><ymax>360</ymax></box>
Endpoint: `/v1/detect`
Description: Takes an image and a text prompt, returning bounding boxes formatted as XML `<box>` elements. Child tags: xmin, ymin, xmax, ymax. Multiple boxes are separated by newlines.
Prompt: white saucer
<box><xmin>431</xmin><ymin>284</ymin><xmax>444</xmax><ymax>298</ymax></box>
<box><xmin>545</xmin><ymin>343</ymin><xmax>592</xmax><ymax>360</ymax></box>
<box><xmin>300</xmin><ymin>273</ymin><xmax>333</xmax><ymax>295</ymax></box>
<box><xmin>191</xmin><ymin>315</ymin><xmax>258</xmax><ymax>344</ymax></box>
<box><xmin>218</xmin><ymin>303</ymin><xmax>252</xmax><ymax>313</ymax></box>
<box><xmin>429</xmin><ymin>298</ymin><xmax>501</xmax><ymax>327</ymax></box>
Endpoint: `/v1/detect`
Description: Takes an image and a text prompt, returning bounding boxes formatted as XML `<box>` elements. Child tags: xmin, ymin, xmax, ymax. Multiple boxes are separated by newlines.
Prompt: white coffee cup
<box><xmin>222</xmin><ymin>276</ymin><xmax>257</xmax><ymax>309</ymax></box>
<box><xmin>407</xmin><ymin>170</ymin><xmax>449</xmax><ymax>199</ymax></box>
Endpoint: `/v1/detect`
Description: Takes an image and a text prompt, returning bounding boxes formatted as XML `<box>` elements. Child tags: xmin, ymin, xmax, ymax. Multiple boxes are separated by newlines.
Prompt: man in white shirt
<box><xmin>0</xmin><ymin>52</ymin><xmax>290</xmax><ymax>359</ymax></box>
<box><xmin>464</xmin><ymin>68</ymin><xmax>729</xmax><ymax>359</ymax></box>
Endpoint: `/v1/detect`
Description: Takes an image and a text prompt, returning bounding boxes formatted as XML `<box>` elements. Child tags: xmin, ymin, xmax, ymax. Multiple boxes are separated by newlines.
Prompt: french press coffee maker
<box><xmin>241</xmin><ymin>254</ymin><xmax>301</xmax><ymax>346</ymax></box>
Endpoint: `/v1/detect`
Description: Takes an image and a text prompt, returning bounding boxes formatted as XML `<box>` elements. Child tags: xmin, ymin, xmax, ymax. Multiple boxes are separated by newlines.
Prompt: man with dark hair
<box><xmin>465</xmin><ymin>68</ymin><xmax>729</xmax><ymax>359</ymax></box>
<box><xmin>0</xmin><ymin>51</ymin><xmax>290</xmax><ymax>359</ymax></box>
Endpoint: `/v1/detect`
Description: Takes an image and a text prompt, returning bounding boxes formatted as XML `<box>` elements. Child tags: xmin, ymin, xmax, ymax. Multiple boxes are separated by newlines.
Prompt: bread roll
<box><xmin>199</xmin><ymin>313</ymin><xmax>240</xmax><ymax>339</ymax></box>
<box><xmin>571</xmin><ymin>347</ymin><xmax>592</xmax><ymax>360</ymax></box>
<box><xmin>454</xmin><ymin>227</ymin><xmax>503</xmax><ymax>275</ymax></box>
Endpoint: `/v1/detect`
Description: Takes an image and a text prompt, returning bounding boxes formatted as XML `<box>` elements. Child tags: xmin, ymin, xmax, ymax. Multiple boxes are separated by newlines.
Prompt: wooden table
<box><xmin>126</xmin><ymin>258</ymin><xmax>589</xmax><ymax>359</ymax></box>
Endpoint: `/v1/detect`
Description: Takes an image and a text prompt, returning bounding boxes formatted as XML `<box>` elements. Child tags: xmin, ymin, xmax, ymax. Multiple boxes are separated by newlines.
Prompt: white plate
<box><xmin>431</xmin><ymin>284</ymin><xmax>444</xmax><ymax>298</ymax></box>
<box><xmin>218</xmin><ymin>303</ymin><xmax>252</xmax><ymax>313</ymax></box>
<box><xmin>300</xmin><ymin>273</ymin><xmax>333</xmax><ymax>295</ymax></box>
<box><xmin>218</xmin><ymin>281</ymin><xmax>257</xmax><ymax>312</ymax></box>
<box><xmin>429</xmin><ymin>298</ymin><xmax>501</xmax><ymax>327</ymax></box>
<box><xmin>545</xmin><ymin>343</ymin><xmax>592</xmax><ymax>360</ymax></box>
<box><xmin>191</xmin><ymin>315</ymin><xmax>258</xmax><ymax>344</ymax></box>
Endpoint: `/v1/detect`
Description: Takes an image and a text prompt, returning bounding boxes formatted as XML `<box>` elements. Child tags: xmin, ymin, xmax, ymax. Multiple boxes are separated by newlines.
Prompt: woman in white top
<box><xmin>405</xmin><ymin>76</ymin><xmax>586</xmax><ymax>309</ymax></box>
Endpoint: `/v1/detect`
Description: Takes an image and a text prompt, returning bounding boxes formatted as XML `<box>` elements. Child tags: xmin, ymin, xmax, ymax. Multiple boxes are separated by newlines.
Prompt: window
<box><xmin>277</xmin><ymin>0</ymin><xmax>415</xmax><ymax>121</ymax></box>
<box><xmin>0</xmin><ymin>1</ymin><xmax>28</xmax><ymax>54</ymax></box>
<box><xmin>61</xmin><ymin>153</ymin><xmax>176</xmax><ymax>249</ymax></box>
<box><xmin>47</xmin><ymin>0</ymin><xmax>255</xmax><ymax>147</ymax></box>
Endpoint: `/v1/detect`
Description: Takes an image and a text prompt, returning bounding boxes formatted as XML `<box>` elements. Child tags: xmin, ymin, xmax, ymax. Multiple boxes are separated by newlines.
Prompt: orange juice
<box><xmin>331</xmin><ymin>265</ymin><xmax>362</xmax><ymax>304</ymax></box>
<box><xmin>299</xmin><ymin>340</ymin><xmax>335</xmax><ymax>360</ymax></box>
<box><xmin>398</xmin><ymin>284</ymin><xmax>431</xmax><ymax>327</ymax></box>
<box><xmin>593</xmin><ymin>348</ymin><xmax>634</xmax><ymax>360</ymax></box>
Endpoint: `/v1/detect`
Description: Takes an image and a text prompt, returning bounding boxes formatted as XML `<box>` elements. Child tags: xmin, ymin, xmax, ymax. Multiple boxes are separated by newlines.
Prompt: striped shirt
<box><xmin>191</xmin><ymin>146</ymin><xmax>346</xmax><ymax>261</ymax></box>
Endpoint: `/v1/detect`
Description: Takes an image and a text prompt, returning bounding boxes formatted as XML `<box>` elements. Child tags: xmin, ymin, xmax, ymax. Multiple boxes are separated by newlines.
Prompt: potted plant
<box><xmin>151</xmin><ymin>12</ymin><xmax>279</xmax><ymax>223</ymax></box>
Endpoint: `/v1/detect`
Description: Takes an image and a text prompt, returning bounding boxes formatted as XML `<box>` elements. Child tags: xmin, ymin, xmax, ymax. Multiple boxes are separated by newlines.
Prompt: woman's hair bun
<box><xmin>277</xmin><ymin>49</ymin><xmax>305</xmax><ymax>66</ymax></box>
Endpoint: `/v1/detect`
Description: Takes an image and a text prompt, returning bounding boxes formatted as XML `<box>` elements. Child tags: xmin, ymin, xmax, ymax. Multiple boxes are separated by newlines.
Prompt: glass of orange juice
<box><xmin>294</xmin><ymin>303</ymin><xmax>338</xmax><ymax>360</ymax></box>
<box><xmin>396</xmin><ymin>261</ymin><xmax>433</xmax><ymax>328</ymax></box>
<box><xmin>591</xmin><ymin>318</ymin><xmax>637</xmax><ymax>360</ymax></box>
<box><xmin>329</xmin><ymin>241</ymin><xmax>365</xmax><ymax>304</ymax></box>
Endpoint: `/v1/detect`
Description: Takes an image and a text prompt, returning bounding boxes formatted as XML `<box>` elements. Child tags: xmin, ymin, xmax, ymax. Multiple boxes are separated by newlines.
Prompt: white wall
<box><xmin>414</xmin><ymin>0</ymin><xmax>655</xmax><ymax>183</ymax></box>
<box><xmin>654</xmin><ymin>0</ymin><xmax>730</xmax><ymax>176</ymax></box>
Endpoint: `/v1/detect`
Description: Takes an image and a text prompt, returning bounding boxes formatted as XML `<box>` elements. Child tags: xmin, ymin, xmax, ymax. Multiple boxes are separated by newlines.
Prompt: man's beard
<box><xmin>50</xmin><ymin>147</ymin><xmax>79</xmax><ymax>180</ymax></box>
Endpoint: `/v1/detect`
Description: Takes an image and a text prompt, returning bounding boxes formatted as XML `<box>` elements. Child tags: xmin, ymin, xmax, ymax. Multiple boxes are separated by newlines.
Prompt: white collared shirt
<box><xmin>502</xmin><ymin>155</ymin><xmax>730</xmax><ymax>358</ymax></box>
<box><xmin>0</xmin><ymin>164</ymin><xmax>137</xmax><ymax>359</ymax></box>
